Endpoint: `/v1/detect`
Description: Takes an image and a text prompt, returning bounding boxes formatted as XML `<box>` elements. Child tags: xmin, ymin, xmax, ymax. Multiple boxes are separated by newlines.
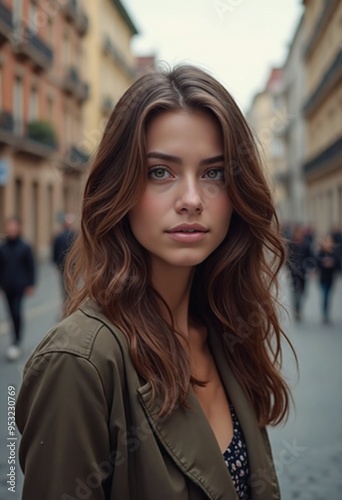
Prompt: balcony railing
<box><xmin>60</xmin><ymin>145</ymin><xmax>90</xmax><ymax>172</ymax></box>
<box><xmin>12</xmin><ymin>23</ymin><xmax>53</xmax><ymax>71</ymax></box>
<box><xmin>62</xmin><ymin>66</ymin><xmax>89</xmax><ymax>102</ymax></box>
<box><xmin>0</xmin><ymin>0</ymin><xmax>13</xmax><ymax>44</ymax></box>
<box><xmin>0</xmin><ymin>113</ymin><xmax>58</xmax><ymax>158</ymax></box>
<box><xmin>102</xmin><ymin>35</ymin><xmax>136</xmax><ymax>80</ymax></box>
<box><xmin>303</xmin><ymin>137</ymin><xmax>342</xmax><ymax>176</ymax></box>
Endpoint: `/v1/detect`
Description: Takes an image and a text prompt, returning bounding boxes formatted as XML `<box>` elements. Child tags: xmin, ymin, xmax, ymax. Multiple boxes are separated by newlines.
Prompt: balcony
<box><xmin>62</xmin><ymin>0</ymin><xmax>78</xmax><ymax>23</ymax></box>
<box><xmin>62</xmin><ymin>0</ymin><xmax>89</xmax><ymax>36</ymax></box>
<box><xmin>304</xmin><ymin>0</ymin><xmax>338</xmax><ymax>59</ymax></box>
<box><xmin>102</xmin><ymin>35</ymin><xmax>136</xmax><ymax>80</ymax></box>
<box><xmin>0</xmin><ymin>115</ymin><xmax>58</xmax><ymax>158</ymax></box>
<box><xmin>303</xmin><ymin>137</ymin><xmax>342</xmax><ymax>177</ymax></box>
<box><xmin>13</xmin><ymin>23</ymin><xmax>53</xmax><ymax>71</ymax></box>
<box><xmin>62</xmin><ymin>66</ymin><xmax>89</xmax><ymax>102</ymax></box>
<box><xmin>58</xmin><ymin>145</ymin><xmax>90</xmax><ymax>172</ymax></box>
<box><xmin>19</xmin><ymin>120</ymin><xmax>58</xmax><ymax>158</ymax></box>
<box><xmin>75</xmin><ymin>10</ymin><xmax>88</xmax><ymax>36</ymax></box>
<box><xmin>303</xmin><ymin>50</ymin><xmax>342</xmax><ymax>117</ymax></box>
<box><xmin>0</xmin><ymin>0</ymin><xmax>13</xmax><ymax>45</ymax></box>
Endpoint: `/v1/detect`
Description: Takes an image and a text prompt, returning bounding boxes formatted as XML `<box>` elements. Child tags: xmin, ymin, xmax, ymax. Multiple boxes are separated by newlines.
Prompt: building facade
<box><xmin>246</xmin><ymin>68</ymin><xmax>289</xmax><ymax>221</ymax></box>
<box><xmin>278</xmin><ymin>14</ymin><xmax>307</xmax><ymax>225</ymax></box>
<box><xmin>0</xmin><ymin>0</ymin><xmax>90</xmax><ymax>257</ymax></box>
<box><xmin>302</xmin><ymin>0</ymin><xmax>342</xmax><ymax>235</ymax></box>
<box><xmin>81</xmin><ymin>0</ymin><xmax>137</xmax><ymax>157</ymax></box>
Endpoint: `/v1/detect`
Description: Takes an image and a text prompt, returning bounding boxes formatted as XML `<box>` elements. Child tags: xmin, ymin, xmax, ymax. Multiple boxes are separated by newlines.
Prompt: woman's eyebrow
<box><xmin>147</xmin><ymin>152</ymin><xmax>182</xmax><ymax>164</ymax></box>
<box><xmin>199</xmin><ymin>155</ymin><xmax>224</xmax><ymax>166</ymax></box>
<box><xmin>147</xmin><ymin>152</ymin><xmax>224</xmax><ymax>166</ymax></box>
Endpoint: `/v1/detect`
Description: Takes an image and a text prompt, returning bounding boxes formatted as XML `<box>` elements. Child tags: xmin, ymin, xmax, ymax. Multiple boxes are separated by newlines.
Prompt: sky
<box><xmin>123</xmin><ymin>0</ymin><xmax>304</xmax><ymax>113</ymax></box>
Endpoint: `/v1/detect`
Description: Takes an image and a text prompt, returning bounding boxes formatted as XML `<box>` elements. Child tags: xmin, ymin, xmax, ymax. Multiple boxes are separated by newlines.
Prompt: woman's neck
<box><xmin>151</xmin><ymin>260</ymin><xmax>195</xmax><ymax>337</ymax></box>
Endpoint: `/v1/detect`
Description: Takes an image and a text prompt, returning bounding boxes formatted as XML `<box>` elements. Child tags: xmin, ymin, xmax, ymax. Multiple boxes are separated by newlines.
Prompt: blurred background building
<box><xmin>82</xmin><ymin>0</ymin><xmax>137</xmax><ymax>153</ymax></box>
<box><xmin>302</xmin><ymin>0</ymin><xmax>342</xmax><ymax>236</ymax></box>
<box><xmin>248</xmin><ymin>0</ymin><xmax>342</xmax><ymax>237</ymax></box>
<box><xmin>0</xmin><ymin>0</ymin><xmax>137</xmax><ymax>257</ymax></box>
<box><xmin>246</xmin><ymin>67</ymin><xmax>288</xmax><ymax>218</ymax></box>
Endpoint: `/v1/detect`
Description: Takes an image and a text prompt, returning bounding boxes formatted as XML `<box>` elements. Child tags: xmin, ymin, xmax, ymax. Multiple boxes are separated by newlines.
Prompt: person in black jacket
<box><xmin>52</xmin><ymin>213</ymin><xmax>76</xmax><ymax>314</ymax></box>
<box><xmin>316</xmin><ymin>234</ymin><xmax>340</xmax><ymax>324</ymax></box>
<box><xmin>0</xmin><ymin>216</ymin><xmax>35</xmax><ymax>361</ymax></box>
<box><xmin>286</xmin><ymin>225</ymin><xmax>314</xmax><ymax>321</ymax></box>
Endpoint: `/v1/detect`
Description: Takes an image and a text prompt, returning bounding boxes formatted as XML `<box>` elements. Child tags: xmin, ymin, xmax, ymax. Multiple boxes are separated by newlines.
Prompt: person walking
<box><xmin>52</xmin><ymin>213</ymin><xmax>76</xmax><ymax>313</ymax></box>
<box><xmin>286</xmin><ymin>225</ymin><xmax>313</xmax><ymax>321</ymax></box>
<box><xmin>316</xmin><ymin>234</ymin><xmax>340</xmax><ymax>324</ymax></box>
<box><xmin>330</xmin><ymin>224</ymin><xmax>342</xmax><ymax>273</ymax></box>
<box><xmin>0</xmin><ymin>216</ymin><xmax>35</xmax><ymax>361</ymax></box>
<box><xmin>16</xmin><ymin>65</ymin><xmax>294</xmax><ymax>499</ymax></box>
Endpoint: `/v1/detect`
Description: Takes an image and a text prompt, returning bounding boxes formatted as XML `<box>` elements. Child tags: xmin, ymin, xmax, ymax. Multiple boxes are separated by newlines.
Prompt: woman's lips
<box><xmin>166</xmin><ymin>231</ymin><xmax>208</xmax><ymax>243</ymax></box>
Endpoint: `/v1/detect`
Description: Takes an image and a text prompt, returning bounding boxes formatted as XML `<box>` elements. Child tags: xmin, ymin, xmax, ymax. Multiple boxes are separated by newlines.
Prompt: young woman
<box><xmin>16</xmin><ymin>65</ymin><xmax>293</xmax><ymax>500</ymax></box>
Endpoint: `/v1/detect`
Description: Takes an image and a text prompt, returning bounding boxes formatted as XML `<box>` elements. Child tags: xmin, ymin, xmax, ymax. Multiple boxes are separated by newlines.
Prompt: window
<box><xmin>13</xmin><ymin>77</ymin><xmax>23</xmax><ymax>134</ymax></box>
<box><xmin>29</xmin><ymin>87</ymin><xmax>39</xmax><ymax>121</ymax></box>
<box><xmin>63</xmin><ymin>33</ymin><xmax>71</xmax><ymax>67</ymax></box>
<box><xmin>29</xmin><ymin>2</ymin><xmax>38</xmax><ymax>34</ymax></box>
<box><xmin>13</xmin><ymin>0</ymin><xmax>22</xmax><ymax>26</ymax></box>
<box><xmin>64</xmin><ymin>107</ymin><xmax>72</xmax><ymax>145</ymax></box>
<box><xmin>47</xmin><ymin>17</ymin><xmax>53</xmax><ymax>44</ymax></box>
<box><xmin>15</xmin><ymin>178</ymin><xmax>22</xmax><ymax>220</ymax></box>
<box><xmin>0</xmin><ymin>66</ymin><xmax>2</xmax><ymax>110</ymax></box>
<box><xmin>47</xmin><ymin>184</ymin><xmax>54</xmax><ymax>241</ymax></box>
<box><xmin>46</xmin><ymin>96</ymin><xmax>53</xmax><ymax>119</ymax></box>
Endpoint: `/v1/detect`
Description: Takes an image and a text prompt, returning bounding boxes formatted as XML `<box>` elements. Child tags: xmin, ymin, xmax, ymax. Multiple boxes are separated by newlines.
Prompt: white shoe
<box><xmin>6</xmin><ymin>345</ymin><xmax>22</xmax><ymax>362</ymax></box>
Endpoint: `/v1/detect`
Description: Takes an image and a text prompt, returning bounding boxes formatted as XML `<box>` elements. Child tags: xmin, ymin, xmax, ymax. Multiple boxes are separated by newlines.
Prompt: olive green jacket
<box><xmin>16</xmin><ymin>301</ymin><xmax>280</xmax><ymax>499</ymax></box>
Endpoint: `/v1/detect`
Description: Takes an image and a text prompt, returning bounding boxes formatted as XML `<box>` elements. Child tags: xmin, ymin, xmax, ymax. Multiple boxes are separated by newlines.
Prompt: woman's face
<box><xmin>129</xmin><ymin>110</ymin><xmax>233</xmax><ymax>270</ymax></box>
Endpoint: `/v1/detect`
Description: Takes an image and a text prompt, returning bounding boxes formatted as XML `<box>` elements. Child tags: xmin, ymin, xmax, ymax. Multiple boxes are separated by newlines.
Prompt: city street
<box><xmin>0</xmin><ymin>263</ymin><xmax>341</xmax><ymax>499</ymax></box>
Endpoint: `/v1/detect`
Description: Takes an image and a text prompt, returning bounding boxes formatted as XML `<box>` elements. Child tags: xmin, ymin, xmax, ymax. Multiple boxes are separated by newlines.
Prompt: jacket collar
<box><xmin>137</xmin><ymin>322</ymin><xmax>278</xmax><ymax>500</ymax></box>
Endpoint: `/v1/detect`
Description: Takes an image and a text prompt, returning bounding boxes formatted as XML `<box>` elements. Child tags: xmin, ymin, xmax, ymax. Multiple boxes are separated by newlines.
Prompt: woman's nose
<box><xmin>175</xmin><ymin>179</ymin><xmax>204</xmax><ymax>214</ymax></box>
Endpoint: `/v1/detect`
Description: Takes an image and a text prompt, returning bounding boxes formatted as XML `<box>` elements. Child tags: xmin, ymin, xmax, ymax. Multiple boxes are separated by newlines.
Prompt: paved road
<box><xmin>0</xmin><ymin>263</ymin><xmax>341</xmax><ymax>499</ymax></box>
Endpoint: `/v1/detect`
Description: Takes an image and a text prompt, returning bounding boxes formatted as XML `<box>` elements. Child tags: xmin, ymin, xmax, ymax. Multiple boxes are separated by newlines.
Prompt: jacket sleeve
<box><xmin>16</xmin><ymin>351</ymin><xmax>113</xmax><ymax>499</ymax></box>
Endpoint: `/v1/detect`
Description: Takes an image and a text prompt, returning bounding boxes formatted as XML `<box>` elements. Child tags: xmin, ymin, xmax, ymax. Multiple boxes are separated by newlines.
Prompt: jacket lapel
<box><xmin>137</xmin><ymin>381</ymin><xmax>238</xmax><ymax>500</ymax></box>
<box><xmin>208</xmin><ymin>323</ymin><xmax>280</xmax><ymax>500</ymax></box>
<box><xmin>81</xmin><ymin>302</ymin><xmax>279</xmax><ymax>499</ymax></box>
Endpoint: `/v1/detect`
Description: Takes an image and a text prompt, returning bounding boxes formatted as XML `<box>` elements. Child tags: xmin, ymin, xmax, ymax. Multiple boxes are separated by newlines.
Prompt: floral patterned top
<box><xmin>223</xmin><ymin>402</ymin><xmax>251</xmax><ymax>499</ymax></box>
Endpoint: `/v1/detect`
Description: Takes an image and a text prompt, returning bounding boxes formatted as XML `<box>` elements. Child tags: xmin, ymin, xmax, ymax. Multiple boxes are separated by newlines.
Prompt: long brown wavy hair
<box><xmin>66</xmin><ymin>64</ymin><xmax>294</xmax><ymax>426</ymax></box>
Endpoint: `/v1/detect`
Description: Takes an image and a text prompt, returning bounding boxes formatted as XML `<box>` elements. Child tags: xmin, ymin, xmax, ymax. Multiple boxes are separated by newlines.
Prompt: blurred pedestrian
<box><xmin>286</xmin><ymin>225</ymin><xmax>313</xmax><ymax>321</ymax></box>
<box><xmin>0</xmin><ymin>216</ymin><xmax>35</xmax><ymax>361</ymax></box>
<box><xmin>303</xmin><ymin>223</ymin><xmax>315</xmax><ymax>248</ymax></box>
<box><xmin>52</xmin><ymin>213</ymin><xmax>76</xmax><ymax>312</ymax></box>
<box><xmin>330</xmin><ymin>223</ymin><xmax>342</xmax><ymax>273</ymax></box>
<box><xmin>316</xmin><ymin>234</ymin><xmax>340</xmax><ymax>324</ymax></box>
<box><xmin>16</xmin><ymin>65</ymin><xmax>291</xmax><ymax>499</ymax></box>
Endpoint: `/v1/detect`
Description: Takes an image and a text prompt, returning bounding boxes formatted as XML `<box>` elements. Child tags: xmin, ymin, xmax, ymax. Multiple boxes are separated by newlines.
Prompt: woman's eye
<box><xmin>148</xmin><ymin>167</ymin><xmax>170</xmax><ymax>180</ymax></box>
<box><xmin>204</xmin><ymin>169</ymin><xmax>225</xmax><ymax>181</ymax></box>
